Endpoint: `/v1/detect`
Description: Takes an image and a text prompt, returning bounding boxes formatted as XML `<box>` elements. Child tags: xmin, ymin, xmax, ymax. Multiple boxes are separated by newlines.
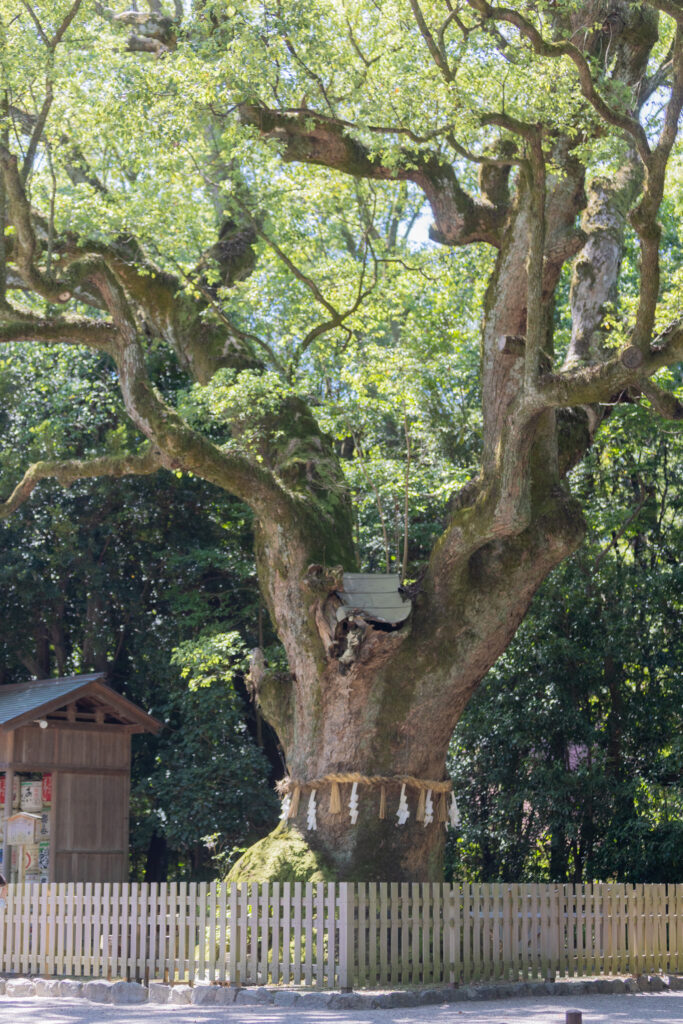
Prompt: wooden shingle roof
<box><xmin>0</xmin><ymin>674</ymin><xmax>161</xmax><ymax>733</ymax></box>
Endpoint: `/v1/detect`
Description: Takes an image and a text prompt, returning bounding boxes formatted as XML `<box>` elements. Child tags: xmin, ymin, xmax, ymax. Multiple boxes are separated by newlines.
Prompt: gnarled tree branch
<box><xmin>639</xmin><ymin>379</ymin><xmax>683</xmax><ymax>420</ymax></box>
<box><xmin>0</xmin><ymin>446</ymin><xmax>162</xmax><ymax>520</ymax></box>
<box><xmin>409</xmin><ymin>0</ymin><xmax>453</xmax><ymax>83</ymax></box>
<box><xmin>629</xmin><ymin>24</ymin><xmax>683</xmax><ymax>353</ymax></box>
<box><xmin>238</xmin><ymin>104</ymin><xmax>506</xmax><ymax>248</ymax></box>
<box><xmin>0</xmin><ymin>311</ymin><xmax>116</xmax><ymax>350</ymax></box>
<box><xmin>465</xmin><ymin>0</ymin><xmax>651</xmax><ymax>162</ymax></box>
<box><xmin>645</xmin><ymin>1</ymin><xmax>683</xmax><ymax>26</ymax></box>
<box><xmin>542</xmin><ymin>320</ymin><xmax>683</xmax><ymax>408</ymax></box>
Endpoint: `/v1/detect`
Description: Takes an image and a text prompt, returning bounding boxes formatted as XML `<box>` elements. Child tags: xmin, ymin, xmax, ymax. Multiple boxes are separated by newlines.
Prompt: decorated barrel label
<box><xmin>41</xmin><ymin>773</ymin><xmax>52</xmax><ymax>807</ymax></box>
<box><xmin>20</xmin><ymin>779</ymin><xmax>42</xmax><ymax>813</ymax></box>
<box><xmin>38</xmin><ymin>842</ymin><xmax>50</xmax><ymax>872</ymax></box>
<box><xmin>22</xmin><ymin>844</ymin><xmax>40</xmax><ymax>872</ymax></box>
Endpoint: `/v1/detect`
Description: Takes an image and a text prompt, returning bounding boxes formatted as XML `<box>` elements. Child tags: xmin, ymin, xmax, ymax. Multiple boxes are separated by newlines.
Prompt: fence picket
<box><xmin>461</xmin><ymin>883</ymin><xmax>470</xmax><ymax>983</ymax></box>
<box><xmin>249</xmin><ymin>882</ymin><xmax>259</xmax><ymax>985</ymax></box>
<box><xmin>550</xmin><ymin>884</ymin><xmax>561</xmax><ymax>979</ymax></box>
<box><xmin>544</xmin><ymin>885</ymin><xmax>555</xmax><ymax>979</ymax></box>
<box><xmin>315</xmin><ymin>882</ymin><xmax>325</xmax><ymax>988</ymax></box>
<box><xmin>141</xmin><ymin>882</ymin><xmax>150</xmax><ymax>983</ymax></box>
<box><xmin>239</xmin><ymin>880</ymin><xmax>249</xmax><ymax>983</ymax></box>
<box><xmin>453</xmin><ymin>882</ymin><xmax>462</xmax><ymax>984</ymax></box>
<box><xmin>157</xmin><ymin>882</ymin><xmax>167</xmax><ymax>983</ymax></box>
<box><xmin>27</xmin><ymin>885</ymin><xmax>37</xmax><ymax>975</ymax></box>
<box><xmin>475</xmin><ymin>884</ymin><xmax>485</xmax><ymax>982</ymax></box>
<box><xmin>37</xmin><ymin>883</ymin><xmax>48</xmax><ymax>977</ymax></box>
<box><xmin>292</xmin><ymin>881</ymin><xmax>302</xmax><ymax>985</ymax></box>
<box><xmin>635</xmin><ymin>884</ymin><xmax>644</xmax><ymax>976</ymax></box>
<box><xmin>10</xmin><ymin>883</ymin><xmax>19</xmax><ymax>974</ymax></box>
<box><xmin>379</xmin><ymin>882</ymin><xmax>388</xmax><ymax>984</ymax></box>
<box><xmin>356</xmin><ymin>882</ymin><xmax>366</xmax><ymax>988</ymax></box>
<box><xmin>658</xmin><ymin>884</ymin><xmax>667</xmax><ymax>968</ymax></box>
<box><xmin>0</xmin><ymin>879</ymin><xmax>680</xmax><ymax>988</ymax></box>
<box><xmin>259</xmin><ymin>882</ymin><xmax>269</xmax><ymax>985</ymax></box>
<box><xmin>597</xmin><ymin>883</ymin><xmax>606</xmax><ymax>976</ymax></box>
<box><xmin>587</xmin><ymin>883</ymin><xmax>596</xmax><ymax>977</ymax></box>
<box><xmin>326</xmin><ymin>882</ymin><xmax>335</xmax><ymax>989</ymax></box>
<box><xmin>271</xmin><ymin>881</ymin><xmax>280</xmax><ymax>984</ymax></box>
<box><xmin>676</xmin><ymin>884</ymin><xmax>683</xmax><ymax>973</ymax></box>
<box><xmin>167</xmin><ymin>883</ymin><xmax>177</xmax><ymax>983</ymax></box>
<box><xmin>20</xmin><ymin>884</ymin><xmax>30</xmax><ymax>974</ymax></box>
<box><xmin>399</xmin><ymin>882</ymin><xmax>409</xmax><ymax>986</ymax></box>
<box><xmin>301</xmin><ymin>882</ymin><xmax>311</xmax><ymax>986</ymax></box>
<box><xmin>618</xmin><ymin>884</ymin><xmax>627</xmax><ymax>976</ymax></box>
<box><xmin>98</xmin><ymin>882</ymin><xmax>109</xmax><ymax>979</ymax></box>
<box><xmin>0</xmin><ymin>884</ymin><xmax>6</xmax><ymax>973</ymax></box>
<box><xmin>285</xmin><ymin>882</ymin><xmax>295</xmax><ymax>985</ymax></box>
<box><xmin>420</xmin><ymin>883</ymin><xmax>430</xmax><ymax>985</ymax></box>
<box><xmin>429</xmin><ymin>883</ymin><xmax>439</xmax><ymax>984</ymax></box>
<box><xmin>56</xmin><ymin>882</ymin><xmax>67</xmax><ymax>977</ymax></box>
<box><xmin>131</xmin><ymin>883</ymin><xmax>141</xmax><ymax>981</ymax></box>
<box><xmin>228</xmin><ymin>881</ymin><xmax>237</xmax><ymax>985</ymax></box>
<box><xmin>368</xmin><ymin>882</ymin><xmax>377</xmax><ymax>987</ymax></box>
<box><xmin>196</xmin><ymin>881</ymin><xmax>206</xmax><ymax>982</ymax></box>
<box><xmin>388</xmin><ymin>882</ymin><xmax>398</xmax><ymax>986</ymax></box>
<box><xmin>187</xmin><ymin>882</ymin><xmax>196</xmax><ymax>983</ymax></box>
<box><xmin>217</xmin><ymin>881</ymin><xmax>227</xmax><ymax>983</ymax></box>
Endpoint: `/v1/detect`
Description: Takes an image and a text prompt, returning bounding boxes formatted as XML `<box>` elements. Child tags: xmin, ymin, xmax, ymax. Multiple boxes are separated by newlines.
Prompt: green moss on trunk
<box><xmin>227</xmin><ymin>822</ymin><xmax>334</xmax><ymax>883</ymax></box>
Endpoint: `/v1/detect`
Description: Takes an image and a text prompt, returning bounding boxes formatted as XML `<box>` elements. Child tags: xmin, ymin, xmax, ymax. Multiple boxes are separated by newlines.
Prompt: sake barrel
<box><xmin>20</xmin><ymin>780</ymin><xmax>42</xmax><ymax>812</ymax></box>
<box><xmin>22</xmin><ymin>844</ymin><xmax>40</xmax><ymax>872</ymax></box>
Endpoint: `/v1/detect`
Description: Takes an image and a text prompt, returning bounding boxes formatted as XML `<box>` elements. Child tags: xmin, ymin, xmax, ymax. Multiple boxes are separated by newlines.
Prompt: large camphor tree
<box><xmin>1</xmin><ymin>0</ymin><xmax>681</xmax><ymax>880</ymax></box>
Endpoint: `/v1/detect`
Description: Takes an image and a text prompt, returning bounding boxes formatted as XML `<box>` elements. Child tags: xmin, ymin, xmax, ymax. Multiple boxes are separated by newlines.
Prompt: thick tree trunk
<box><xmin>248</xmin><ymin>401</ymin><xmax>586</xmax><ymax>880</ymax></box>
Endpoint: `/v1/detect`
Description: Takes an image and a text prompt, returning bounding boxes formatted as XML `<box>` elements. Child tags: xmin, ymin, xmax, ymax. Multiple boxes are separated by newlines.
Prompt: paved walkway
<box><xmin>0</xmin><ymin>993</ymin><xmax>681</xmax><ymax>1024</ymax></box>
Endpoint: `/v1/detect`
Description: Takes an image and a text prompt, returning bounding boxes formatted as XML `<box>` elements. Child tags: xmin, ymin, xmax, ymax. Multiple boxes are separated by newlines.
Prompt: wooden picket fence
<box><xmin>0</xmin><ymin>881</ymin><xmax>681</xmax><ymax>988</ymax></box>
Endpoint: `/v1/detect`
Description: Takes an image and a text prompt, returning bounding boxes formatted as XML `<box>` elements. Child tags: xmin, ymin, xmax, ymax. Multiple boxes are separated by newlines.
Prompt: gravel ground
<box><xmin>0</xmin><ymin>992</ymin><xmax>681</xmax><ymax>1024</ymax></box>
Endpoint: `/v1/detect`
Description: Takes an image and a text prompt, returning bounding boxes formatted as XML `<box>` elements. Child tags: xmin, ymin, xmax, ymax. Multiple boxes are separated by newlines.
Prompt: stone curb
<box><xmin>0</xmin><ymin>973</ymin><xmax>679</xmax><ymax>1008</ymax></box>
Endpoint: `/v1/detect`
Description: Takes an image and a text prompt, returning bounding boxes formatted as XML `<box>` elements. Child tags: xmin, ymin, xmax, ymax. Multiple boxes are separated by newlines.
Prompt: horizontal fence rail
<box><xmin>0</xmin><ymin>882</ymin><xmax>681</xmax><ymax>987</ymax></box>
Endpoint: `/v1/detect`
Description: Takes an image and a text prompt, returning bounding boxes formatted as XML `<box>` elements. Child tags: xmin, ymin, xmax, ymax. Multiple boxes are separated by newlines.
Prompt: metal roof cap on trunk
<box><xmin>335</xmin><ymin>572</ymin><xmax>412</xmax><ymax>624</ymax></box>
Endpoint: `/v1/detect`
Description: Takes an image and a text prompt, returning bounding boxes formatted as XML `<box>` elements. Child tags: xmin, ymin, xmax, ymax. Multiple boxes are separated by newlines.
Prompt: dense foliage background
<box><xmin>447</xmin><ymin>404</ymin><xmax>683</xmax><ymax>883</ymax></box>
<box><xmin>3</xmin><ymin>324</ymin><xmax>682</xmax><ymax>882</ymax></box>
<box><xmin>0</xmin><ymin>346</ymin><xmax>280</xmax><ymax>878</ymax></box>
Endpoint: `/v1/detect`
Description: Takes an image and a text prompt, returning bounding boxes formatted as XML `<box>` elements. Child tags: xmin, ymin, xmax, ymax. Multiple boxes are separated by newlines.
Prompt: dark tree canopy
<box><xmin>448</xmin><ymin>405</ymin><xmax>683</xmax><ymax>884</ymax></box>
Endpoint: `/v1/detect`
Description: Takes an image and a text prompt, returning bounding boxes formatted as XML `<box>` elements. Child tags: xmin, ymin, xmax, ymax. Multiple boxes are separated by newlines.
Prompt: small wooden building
<box><xmin>0</xmin><ymin>673</ymin><xmax>161</xmax><ymax>883</ymax></box>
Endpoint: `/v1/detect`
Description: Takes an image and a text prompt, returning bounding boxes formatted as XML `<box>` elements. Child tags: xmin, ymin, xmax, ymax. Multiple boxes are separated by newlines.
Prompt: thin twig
<box><xmin>594</xmin><ymin>488</ymin><xmax>651</xmax><ymax>570</ymax></box>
